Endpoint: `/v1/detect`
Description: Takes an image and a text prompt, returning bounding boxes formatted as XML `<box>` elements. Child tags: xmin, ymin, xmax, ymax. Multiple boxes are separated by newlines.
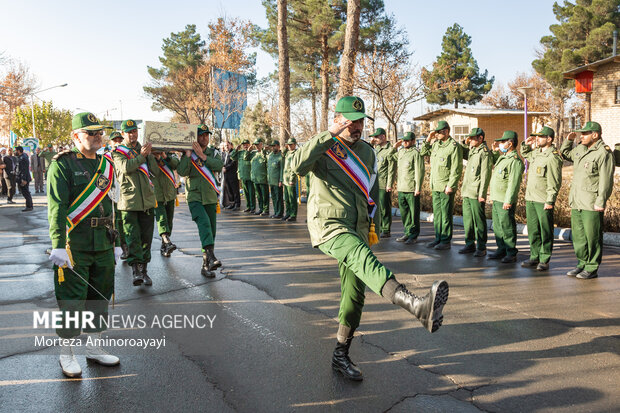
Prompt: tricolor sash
<box><xmin>66</xmin><ymin>155</ymin><xmax>114</xmax><ymax>233</ymax></box>
<box><xmin>326</xmin><ymin>136</ymin><xmax>376</xmax><ymax>217</ymax></box>
<box><xmin>190</xmin><ymin>152</ymin><xmax>220</xmax><ymax>195</ymax></box>
<box><xmin>103</xmin><ymin>151</ymin><xmax>113</xmax><ymax>163</ymax></box>
<box><xmin>114</xmin><ymin>145</ymin><xmax>152</xmax><ymax>184</ymax></box>
<box><xmin>158</xmin><ymin>160</ymin><xmax>176</xmax><ymax>186</ymax></box>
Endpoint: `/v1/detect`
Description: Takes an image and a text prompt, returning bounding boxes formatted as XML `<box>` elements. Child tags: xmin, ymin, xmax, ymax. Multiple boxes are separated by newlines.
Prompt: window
<box><xmin>615</xmin><ymin>85</ymin><xmax>620</xmax><ymax>104</ymax></box>
<box><xmin>453</xmin><ymin>125</ymin><xmax>470</xmax><ymax>143</ymax></box>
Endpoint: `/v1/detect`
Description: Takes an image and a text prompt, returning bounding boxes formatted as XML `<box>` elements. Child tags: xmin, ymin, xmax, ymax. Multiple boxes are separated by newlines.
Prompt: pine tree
<box><xmin>422</xmin><ymin>23</ymin><xmax>494</xmax><ymax>108</ymax></box>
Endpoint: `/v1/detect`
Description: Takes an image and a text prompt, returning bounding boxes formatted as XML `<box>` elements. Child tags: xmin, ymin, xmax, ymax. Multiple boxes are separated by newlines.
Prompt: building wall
<box><xmin>591</xmin><ymin>61</ymin><xmax>620</xmax><ymax>147</ymax></box>
<box><xmin>477</xmin><ymin>115</ymin><xmax>540</xmax><ymax>144</ymax></box>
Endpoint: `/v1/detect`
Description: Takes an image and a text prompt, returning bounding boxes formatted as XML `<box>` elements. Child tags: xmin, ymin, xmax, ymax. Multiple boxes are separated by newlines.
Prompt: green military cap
<box><xmin>241</xmin><ymin>139</ymin><xmax>250</xmax><ymax>144</ymax></box>
<box><xmin>121</xmin><ymin>119</ymin><xmax>138</xmax><ymax>132</ymax></box>
<box><xmin>47</xmin><ymin>144</ymin><xmax>53</xmax><ymax>148</ymax></box>
<box><xmin>496</xmin><ymin>130</ymin><xmax>518</xmax><ymax>141</ymax></box>
<box><xmin>272</xmin><ymin>140</ymin><xmax>280</xmax><ymax>146</ymax></box>
<box><xmin>531</xmin><ymin>126</ymin><xmax>555</xmax><ymax>138</ymax></box>
<box><xmin>467</xmin><ymin>127</ymin><xmax>485</xmax><ymax>137</ymax></box>
<box><xmin>335</xmin><ymin>96</ymin><xmax>374</xmax><ymax>121</ymax></box>
<box><xmin>369</xmin><ymin>127</ymin><xmax>386</xmax><ymax>137</ymax></box>
<box><xmin>402</xmin><ymin>131</ymin><xmax>415</xmax><ymax>141</ymax></box>
<box><xmin>109</xmin><ymin>131</ymin><xmax>122</xmax><ymax>140</ymax></box>
<box><xmin>72</xmin><ymin>112</ymin><xmax>105</xmax><ymax>131</ymax></box>
<box><xmin>434</xmin><ymin>120</ymin><xmax>450</xmax><ymax>132</ymax></box>
<box><xmin>197</xmin><ymin>124</ymin><xmax>211</xmax><ymax>135</ymax></box>
<box><xmin>286</xmin><ymin>138</ymin><xmax>297</xmax><ymax>144</ymax></box>
<box><xmin>575</xmin><ymin>121</ymin><xmax>601</xmax><ymax>133</ymax></box>
<box><xmin>253</xmin><ymin>138</ymin><xmax>264</xmax><ymax>145</ymax></box>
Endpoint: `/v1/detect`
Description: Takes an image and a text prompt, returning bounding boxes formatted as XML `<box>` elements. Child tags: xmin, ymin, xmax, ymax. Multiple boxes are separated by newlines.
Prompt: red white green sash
<box><xmin>326</xmin><ymin>136</ymin><xmax>376</xmax><ymax>216</ymax></box>
<box><xmin>190</xmin><ymin>152</ymin><xmax>220</xmax><ymax>195</ymax></box>
<box><xmin>66</xmin><ymin>155</ymin><xmax>114</xmax><ymax>233</ymax></box>
<box><xmin>158</xmin><ymin>160</ymin><xmax>176</xmax><ymax>186</ymax></box>
<box><xmin>114</xmin><ymin>144</ymin><xmax>152</xmax><ymax>184</ymax></box>
<box><xmin>103</xmin><ymin>151</ymin><xmax>113</xmax><ymax>163</ymax></box>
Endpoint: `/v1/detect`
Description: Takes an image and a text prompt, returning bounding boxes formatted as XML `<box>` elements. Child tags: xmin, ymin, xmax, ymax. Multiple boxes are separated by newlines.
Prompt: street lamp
<box><xmin>29</xmin><ymin>83</ymin><xmax>68</xmax><ymax>139</ymax></box>
<box><xmin>517</xmin><ymin>86</ymin><xmax>534</xmax><ymax>138</ymax></box>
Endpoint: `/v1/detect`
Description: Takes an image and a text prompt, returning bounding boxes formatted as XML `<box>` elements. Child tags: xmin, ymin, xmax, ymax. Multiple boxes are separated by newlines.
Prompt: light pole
<box><xmin>30</xmin><ymin>83</ymin><xmax>68</xmax><ymax>139</ymax></box>
<box><xmin>517</xmin><ymin>86</ymin><xmax>534</xmax><ymax>139</ymax></box>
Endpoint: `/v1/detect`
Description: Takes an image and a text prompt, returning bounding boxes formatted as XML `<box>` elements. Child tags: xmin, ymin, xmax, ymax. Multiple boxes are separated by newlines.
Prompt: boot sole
<box><xmin>426</xmin><ymin>280</ymin><xmax>449</xmax><ymax>333</ymax></box>
<box><xmin>331</xmin><ymin>362</ymin><xmax>364</xmax><ymax>381</ymax></box>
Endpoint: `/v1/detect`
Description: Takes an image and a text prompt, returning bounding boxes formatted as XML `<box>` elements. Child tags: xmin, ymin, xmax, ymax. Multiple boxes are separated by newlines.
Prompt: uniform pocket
<box><xmin>535</xmin><ymin>165</ymin><xmax>546</xmax><ymax>177</ymax></box>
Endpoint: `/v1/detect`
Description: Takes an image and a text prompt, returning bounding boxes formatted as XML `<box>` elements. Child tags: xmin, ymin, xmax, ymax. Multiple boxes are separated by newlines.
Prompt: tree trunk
<box><xmin>311</xmin><ymin>75</ymin><xmax>317</xmax><ymax>134</ymax></box>
<box><xmin>320</xmin><ymin>33</ymin><xmax>330</xmax><ymax>131</ymax></box>
<box><xmin>337</xmin><ymin>0</ymin><xmax>361</xmax><ymax>99</ymax></box>
<box><xmin>277</xmin><ymin>0</ymin><xmax>291</xmax><ymax>143</ymax></box>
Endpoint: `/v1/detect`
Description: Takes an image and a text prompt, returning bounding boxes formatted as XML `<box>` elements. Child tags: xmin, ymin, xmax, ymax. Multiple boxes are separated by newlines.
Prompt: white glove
<box><xmin>49</xmin><ymin>248</ymin><xmax>73</xmax><ymax>269</ymax></box>
<box><xmin>114</xmin><ymin>247</ymin><xmax>123</xmax><ymax>263</ymax></box>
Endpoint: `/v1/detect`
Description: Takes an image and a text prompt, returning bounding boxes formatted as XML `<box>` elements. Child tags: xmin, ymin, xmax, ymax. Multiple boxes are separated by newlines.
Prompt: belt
<box><xmin>89</xmin><ymin>216</ymin><xmax>113</xmax><ymax>227</ymax></box>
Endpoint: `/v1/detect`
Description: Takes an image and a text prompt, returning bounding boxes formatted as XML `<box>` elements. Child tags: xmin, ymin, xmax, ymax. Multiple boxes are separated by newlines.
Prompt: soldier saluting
<box><xmin>47</xmin><ymin>112</ymin><xmax>122</xmax><ymax>377</ymax></box>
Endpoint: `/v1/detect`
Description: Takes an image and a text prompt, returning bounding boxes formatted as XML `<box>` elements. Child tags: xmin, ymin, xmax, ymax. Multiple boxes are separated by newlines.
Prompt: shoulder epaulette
<box><xmin>52</xmin><ymin>150</ymin><xmax>74</xmax><ymax>162</ymax></box>
<box><xmin>604</xmin><ymin>145</ymin><xmax>611</xmax><ymax>152</ymax></box>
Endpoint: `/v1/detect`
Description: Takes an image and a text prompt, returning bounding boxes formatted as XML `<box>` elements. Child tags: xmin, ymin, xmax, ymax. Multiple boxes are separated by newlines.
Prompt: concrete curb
<box><xmin>390</xmin><ymin>207</ymin><xmax>620</xmax><ymax>247</ymax></box>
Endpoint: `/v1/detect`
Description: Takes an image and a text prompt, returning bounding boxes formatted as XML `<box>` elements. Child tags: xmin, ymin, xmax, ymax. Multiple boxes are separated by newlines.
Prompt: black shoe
<box><xmin>253</xmin><ymin>210</ymin><xmax>262</xmax><ymax>215</ymax></box>
<box><xmin>521</xmin><ymin>259</ymin><xmax>539</xmax><ymax>268</ymax></box>
<box><xmin>434</xmin><ymin>243</ymin><xmax>451</xmax><ymax>250</ymax></box>
<box><xmin>458</xmin><ymin>246</ymin><xmax>476</xmax><ymax>254</ymax></box>
<box><xmin>566</xmin><ymin>267</ymin><xmax>584</xmax><ymax>277</ymax></box>
<box><xmin>396</xmin><ymin>235</ymin><xmax>408</xmax><ymax>242</ymax></box>
<box><xmin>576</xmin><ymin>270</ymin><xmax>598</xmax><ymax>279</ymax></box>
<box><xmin>379</xmin><ymin>232</ymin><xmax>391</xmax><ymax>238</ymax></box>
<box><xmin>331</xmin><ymin>338</ymin><xmax>363</xmax><ymax>381</ymax></box>
<box><xmin>201</xmin><ymin>253</ymin><xmax>216</xmax><ymax>278</ymax></box>
<box><xmin>233</xmin><ymin>206</ymin><xmax>240</xmax><ymax>211</ymax></box>
<box><xmin>404</xmin><ymin>237</ymin><xmax>418</xmax><ymax>245</ymax></box>
<box><xmin>488</xmin><ymin>251</ymin><xmax>506</xmax><ymax>260</ymax></box>
<box><xmin>286</xmin><ymin>216</ymin><xmax>296</xmax><ymax>222</ymax></box>
<box><xmin>164</xmin><ymin>242</ymin><xmax>176</xmax><ymax>257</ymax></box>
<box><xmin>6</xmin><ymin>200</ymin><xmax>15</xmax><ymax>204</ymax></box>
<box><xmin>281</xmin><ymin>215</ymin><xmax>290</xmax><ymax>221</ymax></box>
<box><xmin>120</xmin><ymin>244</ymin><xmax>129</xmax><ymax>260</ymax></box>
<box><xmin>160</xmin><ymin>242</ymin><xmax>168</xmax><ymax>256</ymax></box>
<box><xmin>243</xmin><ymin>208</ymin><xmax>251</xmax><ymax>212</ymax></box>
<box><xmin>22</xmin><ymin>207</ymin><xmax>33</xmax><ymax>212</ymax></box>
<box><xmin>225</xmin><ymin>204</ymin><xmax>234</xmax><ymax>209</ymax></box>
<box><xmin>132</xmin><ymin>264</ymin><xmax>144</xmax><ymax>286</ymax></box>
<box><xmin>426</xmin><ymin>240</ymin><xmax>440</xmax><ymax>248</ymax></box>
<box><xmin>501</xmin><ymin>255</ymin><xmax>517</xmax><ymax>263</ymax></box>
<box><xmin>142</xmin><ymin>264</ymin><xmax>152</xmax><ymax>286</ymax></box>
<box><xmin>274</xmin><ymin>214</ymin><xmax>283</xmax><ymax>219</ymax></box>
<box><xmin>205</xmin><ymin>246</ymin><xmax>222</xmax><ymax>271</ymax></box>
<box><xmin>473</xmin><ymin>249</ymin><xmax>487</xmax><ymax>257</ymax></box>
<box><xmin>391</xmin><ymin>280</ymin><xmax>449</xmax><ymax>333</ymax></box>
<box><xmin>536</xmin><ymin>262</ymin><xmax>549</xmax><ymax>271</ymax></box>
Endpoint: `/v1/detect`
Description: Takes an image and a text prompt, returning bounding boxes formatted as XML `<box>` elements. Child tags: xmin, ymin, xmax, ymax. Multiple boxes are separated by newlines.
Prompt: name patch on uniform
<box><xmin>332</xmin><ymin>142</ymin><xmax>348</xmax><ymax>160</ymax></box>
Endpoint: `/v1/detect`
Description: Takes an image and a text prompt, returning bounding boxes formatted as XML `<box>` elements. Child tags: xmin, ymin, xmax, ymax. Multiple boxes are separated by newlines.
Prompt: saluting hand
<box><xmin>426</xmin><ymin>131</ymin><xmax>436</xmax><ymax>143</ymax></box>
<box><xmin>492</xmin><ymin>141</ymin><xmax>500</xmax><ymax>151</ymax></box>
<box><xmin>394</xmin><ymin>140</ymin><xmax>402</xmax><ymax>148</ymax></box>
<box><xmin>566</xmin><ymin>132</ymin><xmax>577</xmax><ymax>141</ymax></box>
<box><xmin>328</xmin><ymin>118</ymin><xmax>353</xmax><ymax>137</ymax></box>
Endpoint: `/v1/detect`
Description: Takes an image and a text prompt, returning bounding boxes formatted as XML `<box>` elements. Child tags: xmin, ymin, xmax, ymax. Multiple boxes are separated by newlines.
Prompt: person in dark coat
<box><xmin>14</xmin><ymin>146</ymin><xmax>33</xmax><ymax>211</ymax></box>
<box><xmin>222</xmin><ymin>141</ymin><xmax>240</xmax><ymax>210</ymax></box>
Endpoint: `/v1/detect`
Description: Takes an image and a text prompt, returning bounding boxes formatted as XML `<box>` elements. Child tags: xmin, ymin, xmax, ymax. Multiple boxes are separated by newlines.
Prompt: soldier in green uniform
<box><xmin>394</xmin><ymin>131</ymin><xmax>424</xmax><ymax>244</ymax></box>
<box><xmin>370</xmin><ymin>127</ymin><xmax>396</xmax><ymax>238</ymax></box>
<box><xmin>41</xmin><ymin>143</ymin><xmax>57</xmax><ymax>178</ymax></box>
<box><xmin>153</xmin><ymin>150</ymin><xmax>180</xmax><ymax>257</ymax></box>
<box><xmin>488</xmin><ymin>131</ymin><xmax>524</xmax><ymax>263</ymax></box>
<box><xmin>419</xmin><ymin>121</ymin><xmax>463</xmax><ymax>250</ymax></box>
<box><xmin>459</xmin><ymin>128</ymin><xmax>493</xmax><ymax>256</ymax></box>
<box><xmin>520</xmin><ymin>126</ymin><xmax>563</xmax><ymax>271</ymax></box>
<box><xmin>178</xmin><ymin>125</ymin><xmax>224</xmax><ymax>278</ymax></box>
<box><xmin>231</xmin><ymin>139</ymin><xmax>255</xmax><ymax>213</ymax></box>
<box><xmin>246</xmin><ymin>138</ymin><xmax>269</xmax><ymax>216</ymax></box>
<box><xmin>112</xmin><ymin>119</ymin><xmax>158</xmax><ymax>286</ymax></box>
<box><xmin>48</xmin><ymin>112</ymin><xmax>122</xmax><ymax>377</ymax></box>
<box><xmin>107</xmin><ymin>132</ymin><xmax>129</xmax><ymax>260</ymax></box>
<box><xmin>290</xmin><ymin>96</ymin><xmax>449</xmax><ymax>382</ymax></box>
<box><xmin>561</xmin><ymin>122</ymin><xmax>615</xmax><ymax>279</ymax></box>
<box><xmin>282</xmin><ymin>138</ymin><xmax>298</xmax><ymax>222</ymax></box>
<box><xmin>267</xmin><ymin>141</ymin><xmax>284</xmax><ymax>218</ymax></box>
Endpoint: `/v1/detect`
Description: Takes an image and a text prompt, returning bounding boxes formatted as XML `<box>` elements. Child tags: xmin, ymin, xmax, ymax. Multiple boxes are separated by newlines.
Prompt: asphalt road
<box><xmin>0</xmin><ymin>191</ymin><xmax>618</xmax><ymax>413</ymax></box>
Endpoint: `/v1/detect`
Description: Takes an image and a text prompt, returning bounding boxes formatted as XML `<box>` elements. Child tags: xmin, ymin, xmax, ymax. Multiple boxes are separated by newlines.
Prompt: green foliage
<box><xmin>147</xmin><ymin>24</ymin><xmax>205</xmax><ymax>81</ymax></box>
<box><xmin>238</xmin><ymin>102</ymin><xmax>273</xmax><ymax>141</ymax></box>
<box><xmin>12</xmin><ymin>100</ymin><xmax>72</xmax><ymax>146</ymax></box>
<box><xmin>532</xmin><ymin>0</ymin><xmax>620</xmax><ymax>88</ymax></box>
<box><xmin>422</xmin><ymin>23</ymin><xmax>494</xmax><ymax>108</ymax></box>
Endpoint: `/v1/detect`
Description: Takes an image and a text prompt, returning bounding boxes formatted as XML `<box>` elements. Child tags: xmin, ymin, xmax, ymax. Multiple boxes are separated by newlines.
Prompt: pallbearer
<box><xmin>178</xmin><ymin>125</ymin><xmax>224</xmax><ymax>277</ymax></box>
<box><xmin>153</xmin><ymin>150</ymin><xmax>180</xmax><ymax>257</ymax></box>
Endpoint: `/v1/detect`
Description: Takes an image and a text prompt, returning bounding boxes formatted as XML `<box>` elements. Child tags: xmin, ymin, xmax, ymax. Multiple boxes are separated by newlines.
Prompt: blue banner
<box><xmin>212</xmin><ymin>68</ymin><xmax>247</xmax><ymax>130</ymax></box>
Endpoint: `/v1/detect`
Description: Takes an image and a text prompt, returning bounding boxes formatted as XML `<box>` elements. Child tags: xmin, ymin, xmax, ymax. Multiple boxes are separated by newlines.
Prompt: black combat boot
<box><xmin>205</xmin><ymin>246</ymin><xmax>222</xmax><ymax>271</ymax></box>
<box><xmin>132</xmin><ymin>264</ymin><xmax>144</xmax><ymax>286</ymax></box>
<box><xmin>332</xmin><ymin>338</ymin><xmax>363</xmax><ymax>381</ymax></box>
<box><xmin>161</xmin><ymin>233</ymin><xmax>176</xmax><ymax>257</ymax></box>
<box><xmin>201</xmin><ymin>253</ymin><xmax>215</xmax><ymax>278</ymax></box>
<box><xmin>120</xmin><ymin>244</ymin><xmax>129</xmax><ymax>260</ymax></box>
<box><xmin>142</xmin><ymin>263</ymin><xmax>152</xmax><ymax>286</ymax></box>
<box><xmin>382</xmin><ymin>278</ymin><xmax>449</xmax><ymax>333</ymax></box>
<box><xmin>160</xmin><ymin>241</ymin><xmax>168</xmax><ymax>256</ymax></box>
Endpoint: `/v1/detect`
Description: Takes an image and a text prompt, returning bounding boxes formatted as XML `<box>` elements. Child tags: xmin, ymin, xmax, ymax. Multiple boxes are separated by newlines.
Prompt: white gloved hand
<box><xmin>114</xmin><ymin>247</ymin><xmax>123</xmax><ymax>263</ymax></box>
<box><xmin>49</xmin><ymin>248</ymin><xmax>73</xmax><ymax>269</ymax></box>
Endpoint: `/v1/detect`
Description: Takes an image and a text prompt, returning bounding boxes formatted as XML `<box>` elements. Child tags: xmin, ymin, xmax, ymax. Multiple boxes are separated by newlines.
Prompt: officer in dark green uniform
<box><xmin>112</xmin><ymin>119</ymin><xmax>158</xmax><ymax>286</ymax></box>
<box><xmin>459</xmin><ymin>128</ymin><xmax>493</xmax><ymax>256</ymax></box>
<box><xmin>394</xmin><ymin>131</ymin><xmax>424</xmax><ymax>244</ymax></box>
<box><xmin>290</xmin><ymin>96</ymin><xmax>449</xmax><ymax>382</ymax></box>
<box><xmin>48</xmin><ymin>112</ymin><xmax>122</xmax><ymax>377</ymax></box>
<box><xmin>561</xmin><ymin>122</ymin><xmax>614</xmax><ymax>279</ymax></box>
<box><xmin>178</xmin><ymin>125</ymin><xmax>224</xmax><ymax>277</ymax></box>
<box><xmin>107</xmin><ymin>132</ymin><xmax>128</xmax><ymax>260</ymax></box>
<box><xmin>520</xmin><ymin>126</ymin><xmax>563</xmax><ymax>271</ymax></box>
<box><xmin>247</xmin><ymin>138</ymin><xmax>269</xmax><ymax>215</ymax></box>
<box><xmin>231</xmin><ymin>139</ymin><xmax>255</xmax><ymax>213</ymax></box>
<box><xmin>153</xmin><ymin>150</ymin><xmax>180</xmax><ymax>257</ymax></box>
<box><xmin>267</xmin><ymin>141</ymin><xmax>284</xmax><ymax>218</ymax></box>
<box><xmin>370</xmin><ymin>127</ymin><xmax>396</xmax><ymax>238</ymax></box>
<box><xmin>419</xmin><ymin>121</ymin><xmax>463</xmax><ymax>250</ymax></box>
<box><xmin>488</xmin><ymin>131</ymin><xmax>524</xmax><ymax>263</ymax></box>
<box><xmin>282</xmin><ymin>138</ymin><xmax>298</xmax><ymax>222</ymax></box>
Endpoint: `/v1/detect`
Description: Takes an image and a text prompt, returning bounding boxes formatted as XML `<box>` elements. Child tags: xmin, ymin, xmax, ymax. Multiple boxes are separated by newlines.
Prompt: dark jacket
<box><xmin>16</xmin><ymin>153</ymin><xmax>31</xmax><ymax>182</ymax></box>
<box><xmin>2</xmin><ymin>155</ymin><xmax>14</xmax><ymax>178</ymax></box>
